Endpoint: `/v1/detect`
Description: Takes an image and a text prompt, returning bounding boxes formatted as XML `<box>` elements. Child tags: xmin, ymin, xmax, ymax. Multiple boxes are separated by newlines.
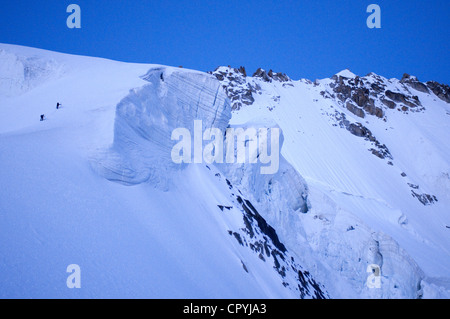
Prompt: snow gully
<box><xmin>171</xmin><ymin>120</ymin><xmax>280</xmax><ymax>174</ymax></box>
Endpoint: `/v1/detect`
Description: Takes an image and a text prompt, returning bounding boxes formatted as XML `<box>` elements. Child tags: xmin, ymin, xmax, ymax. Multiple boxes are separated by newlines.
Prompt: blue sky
<box><xmin>1</xmin><ymin>0</ymin><xmax>449</xmax><ymax>83</ymax></box>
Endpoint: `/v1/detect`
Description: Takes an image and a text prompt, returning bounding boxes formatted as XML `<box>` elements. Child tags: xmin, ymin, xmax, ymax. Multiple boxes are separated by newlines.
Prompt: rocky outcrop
<box><xmin>426</xmin><ymin>81</ymin><xmax>450</xmax><ymax>103</ymax></box>
<box><xmin>334</xmin><ymin>111</ymin><xmax>393</xmax><ymax>161</ymax></box>
<box><xmin>385</xmin><ymin>90</ymin><xmax>421</xmax><ymax>109</ymax></box>
<box><xmin>400</xmin><ymin>73</ymin><xmax>429</xmax><ymax>93</ymax></box>
<box><xmin>215</xmin><ymin>171</ymin><xmax>327</xmax><ymax>299</ymax></box>
<box><xmin>330</xmin><ymin>75</ymin><xmax>387</xmax><ymax>118</ymax></box>
<box><xmin>411</xmin><ymin>191</ymin><xmax>438</xmax><ymax>206</ymax></box>
<box><xmin>326</xmin><ymin>71</ymin><xmax>429</xmax><ymax>117</ymax></box>
<box><xmin>210</xmin><ymin>66</ymin><xmax>259</xmax><ymax>110</ymax></box>
<box><xmin>381</xmin><ymin>98</ymin><xmax>396</xmax><ymax>109</ymax></box>
<box><xmin>399</xmin><ymin>73</ymin><xmax>450</xmax><ymax>104</ymax></box>
<box><xmin>407</xmin><ymin>183</ymin><xmax>438</xmax><ymax>206</ymax></box>
<box><xmin>211</xmin><ymin>66</ymin><xmax>290</xmax><ymax>110</ymax></box>
<box><xmin>346</xmin><ymin>101</ymin><xmax>365</xmax><ymax>118</ymax></box>
<box><xmin>252</xmin><ymin>68</ymin><xmax>272</xmax><ymax>82</ymax></box>
<box><xmin>401</xmin><ymin>74</ymin><xmax>428</xmax><ymax>93</ymax></box>
<box><xmin>253</xmin><ymin>68</ymin><xmax>290</xmax><ymax>83</ymax></box>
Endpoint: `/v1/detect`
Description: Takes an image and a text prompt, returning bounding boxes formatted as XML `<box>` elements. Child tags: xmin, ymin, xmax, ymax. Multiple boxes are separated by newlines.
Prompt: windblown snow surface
<box><xmin>0</xmin><ymin>44</ymin><xmax>449</xmax><ymax>298</ymax></box>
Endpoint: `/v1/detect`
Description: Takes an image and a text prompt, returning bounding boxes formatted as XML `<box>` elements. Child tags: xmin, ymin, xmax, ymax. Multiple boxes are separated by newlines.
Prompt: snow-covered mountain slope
<box><xmin>0</xmin><ymin>44</ymin><xmax>448</xmax><ymax>298</ymax></box>
<box><xmin>211</xmin><ymin>66</ymin><xmax>450</xmax><ymax>298</ymax></box>
<box><xmin>0</xmin><ymin>44</ymin><xmax>326</xmax><ymax>299</ymax></box>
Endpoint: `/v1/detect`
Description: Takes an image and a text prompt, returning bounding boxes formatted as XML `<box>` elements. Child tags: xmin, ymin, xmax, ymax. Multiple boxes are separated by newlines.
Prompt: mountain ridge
<box><xmin>0</xmin><ymin>43</ymin><xmax>449</xmax><ymax>298</ymax></box>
